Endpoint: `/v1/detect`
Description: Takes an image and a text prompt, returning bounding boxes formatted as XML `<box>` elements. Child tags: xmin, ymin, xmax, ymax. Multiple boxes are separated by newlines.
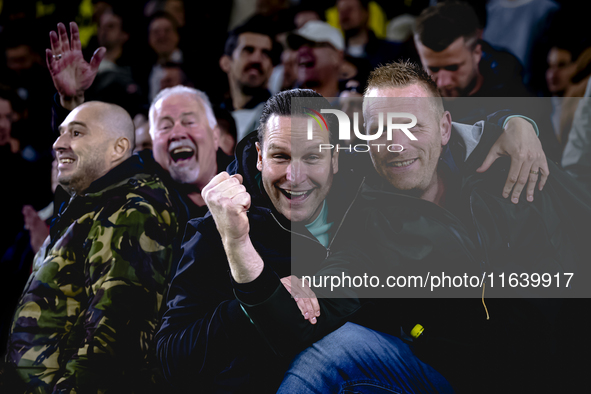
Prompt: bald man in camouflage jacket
<box><xmin>2</xmin><ymin>101</ymin><xmax>178</xmax><ymax>393</ymax></box>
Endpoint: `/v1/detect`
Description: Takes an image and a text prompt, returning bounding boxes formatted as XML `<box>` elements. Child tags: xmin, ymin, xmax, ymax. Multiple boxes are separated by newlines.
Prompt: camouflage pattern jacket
<box><xmin>5</xmin><ymin>154</ymin><xmax>178</xmax><ymax>393</ymax></box>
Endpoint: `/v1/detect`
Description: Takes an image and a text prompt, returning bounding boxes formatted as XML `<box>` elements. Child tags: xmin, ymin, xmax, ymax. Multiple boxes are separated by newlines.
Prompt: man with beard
<box><xmin>149</xmin><ymin>85</ymin><xmax>231</xmax><ymax>217</ymax></box>
<box><xmin>2</xmin><ymin>100</ymin><xmax>179</xmax><ymax>393</ymax></box>
<box><xmin>219</xmin><ymin>15</ymin><xmax>276</xmax><ymax>143</ymax></box>
<box><xmin>413</xmin><ymin>0</ymin><xmax>561</xmax><ymax>163</ymax></box>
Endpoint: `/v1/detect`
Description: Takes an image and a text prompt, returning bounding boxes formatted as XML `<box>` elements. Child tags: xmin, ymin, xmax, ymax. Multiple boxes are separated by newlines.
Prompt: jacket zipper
<box><xmin>270</xmin><ymin>177</ymin><xmax>365</xmax><ymax>259</ymax></box>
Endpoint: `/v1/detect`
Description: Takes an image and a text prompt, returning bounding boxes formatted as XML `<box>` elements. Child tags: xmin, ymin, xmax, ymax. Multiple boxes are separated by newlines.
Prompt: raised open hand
<box><xmin>45</xmin><ymin>22</ymin><xmax>106</xmax><ymax>110</ymax></box>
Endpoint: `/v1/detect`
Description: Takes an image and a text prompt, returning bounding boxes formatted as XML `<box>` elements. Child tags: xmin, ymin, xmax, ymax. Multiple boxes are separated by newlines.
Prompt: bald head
<box><xmin>78</xmin><ymin>101</ymin><xmax>136</xmax><ymax>148</ymax></box>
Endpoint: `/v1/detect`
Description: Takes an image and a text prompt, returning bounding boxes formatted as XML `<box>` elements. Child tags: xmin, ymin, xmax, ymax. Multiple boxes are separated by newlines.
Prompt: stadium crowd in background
<box><xmin>1</xmin><ymin>0</ymin><xmax>591</xmax><ymax>393</ymax></box>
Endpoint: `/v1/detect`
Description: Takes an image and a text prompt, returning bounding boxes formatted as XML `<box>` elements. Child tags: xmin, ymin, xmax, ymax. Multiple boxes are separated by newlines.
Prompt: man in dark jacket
<box><xmin>413</xmin><ymin>1</ymin><xmax>562</xmax><ymax>162</ymax></box>
<box><xmin>290</xmin><ymin>60</ymin><xmax>591</xmax><ymax>393</ymax></box>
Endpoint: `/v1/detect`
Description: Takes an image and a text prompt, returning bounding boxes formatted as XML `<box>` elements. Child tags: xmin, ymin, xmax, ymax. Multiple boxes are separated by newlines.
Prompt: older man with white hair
<box><xmin>148</xmin><ymin>85</ymin><xmax>233</xmax><ymax>216</ymax></box>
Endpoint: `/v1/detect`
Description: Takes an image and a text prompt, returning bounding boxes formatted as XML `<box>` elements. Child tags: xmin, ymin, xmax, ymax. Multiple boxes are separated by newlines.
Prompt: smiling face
<box><xmin>151</xmin><ymin>93</ymin><xmax>219</xmax><ymax>189</ymax></box>
<box><xmin>148</xmin><ymin>17</ymin><xmax>179</xmax><ymax>58</ymax></box>
<box><xmin>364</xmin><ymin>84</ymin><xmax>451</xmax><ymax>197</ymax></box>
<box><xmin>53</xmin><ymin>105</ymin><xmax>113</xmax><ymax>194</ymax></box>
<box><xmin>415</xmin><ymin>36</ymin><xmax>481</xmax><ymax>98</ymax></box>
<box><xmin>256</xmin><ymin>115</ymin><xmax>338</xmax><ymax>224</ymax></box>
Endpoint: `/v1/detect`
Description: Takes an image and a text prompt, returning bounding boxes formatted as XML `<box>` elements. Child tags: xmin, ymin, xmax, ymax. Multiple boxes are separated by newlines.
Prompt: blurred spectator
<box><xmin>143</xmin><ymin>11</ymin><xmax>183</xmax><ymax>102</ymax></box>
<box><xmin>326</xmin><ymin>0</ymin><xmax>388</xmax><ymax>41</ymax></box>
<box><xmin>413</xmin><ymin>0</ymin><xmax>561</xmax><ymax>161</ymax></box>
<box><xmin>0</xmin><ymin>86</ymin><xmax>52</xmax><ymax>257</ymax></box>
<box><xmin>545</xmin><ymin>38</ymin><xmax>583</xmax><ymax>144</ymax></box>
<box><xmin>268</xmin><ymin>47</ymin><xmax>299</xmax><ymax>94</ymax></box>
<box><xmin>336</xmin><ymin>0</ymin><xmax>411</xmax><ymax>69</ymax></box>
<box><xmin>83</xmin><ymin>7</ymin><xmax>144</xmax><ymax>117</ymax></box>
<box><xmin>1</xmin><ymin>22</ymin><xmax>56</xmax><ymax>155</ymax></box>
<box><xmin>553</xmin><ymin>46</ymin><xmax>591</xmax><ymax>149</ymax></box>
<box><xmin>414</xmin><ymin>1</ymin><xmax>530</xmax><ymax>99</ymax></box>
<box><xmin>133</xmin><ymin>113</ymin><xmax>153</xmax><ymax>153</ymax></box>
<box><xmin>287</xmin><ymin>20</ymin><xmax>345</xmax><ymax>99</ymax></box>
<box><xmin>0</xmin><ymin>90</ymin><xmax>21</xmax><ymax>153</ymax></box>
<box><xmin>483</xmin><ymin>0</ymin><xmax>560</xmax><ymax>95</ymax></box>
<box><xmin>546</xmin><ymin>45</ymin><xmax>579</xmax><ymax>98</ymax></box>
<box><xmin>214</xmin><ymin>107</ymin><xmax>238</xmax><ymax>157</ymax></box>
<box><xmin>562</xmin><ymin>78</ymin><xmax>591</xmax><ymax>190</ymax></box>
<box><xmin>219</xmin><ymin>16</ymin><xmax>275</xmax><ymax>142</ymax></box>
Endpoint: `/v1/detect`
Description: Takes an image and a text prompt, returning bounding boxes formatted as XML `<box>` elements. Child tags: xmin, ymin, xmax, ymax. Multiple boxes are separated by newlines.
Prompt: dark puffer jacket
<box><xmin>155</xmin><ymin>131</ymin><xmax>366</xmax><ymax>393</ymax></box>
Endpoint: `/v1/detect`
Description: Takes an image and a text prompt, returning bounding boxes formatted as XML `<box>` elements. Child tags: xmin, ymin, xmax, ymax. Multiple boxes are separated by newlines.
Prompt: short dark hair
<box><xmin>415</xmin><ymin>1</ymin><xmax>481</xmax><ymax>52</ymax></box>
<box><xmin>257</xmin><ymin>88</ymin><xmax>338</xmax><ymax>147</ymax></box>
<box><xmin>223</xmin><ymin>14</ymin><xmax>276</xmax><ymax>57</ymax></box>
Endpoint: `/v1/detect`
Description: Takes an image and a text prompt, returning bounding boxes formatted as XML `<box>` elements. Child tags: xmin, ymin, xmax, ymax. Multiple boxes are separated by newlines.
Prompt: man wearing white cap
<box><xmin>288</xmin><ymin>20</ymin><xmax>345</xmax><ymax>98</ymax></box>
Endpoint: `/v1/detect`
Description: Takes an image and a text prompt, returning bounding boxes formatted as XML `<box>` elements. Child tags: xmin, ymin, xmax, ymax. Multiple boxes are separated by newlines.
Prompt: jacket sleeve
<box><xmin>53</xmin><ymin>192</ymin><xmax>177</xmax><ymax>393</ymax></box>
<box><xmin>236</xmin><ymin>247</ymin><xmax>367</xmax><ymax>357</ymax></box>
<box><xmin>155</xmin><ymin>217</ymin><xmax>262</xmax><ymax>388</ymax></box>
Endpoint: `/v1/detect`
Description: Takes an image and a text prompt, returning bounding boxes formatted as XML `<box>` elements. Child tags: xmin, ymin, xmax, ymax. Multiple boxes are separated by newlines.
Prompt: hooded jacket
<box><xmin>155</xmin><ymin>131</ymin><xmax>366</xmax><ymax>392</ymax></box>
<box><xmin>5</xmin><ymin>154</ymin><xmax>179</xmax><ymax>393</ymax></box>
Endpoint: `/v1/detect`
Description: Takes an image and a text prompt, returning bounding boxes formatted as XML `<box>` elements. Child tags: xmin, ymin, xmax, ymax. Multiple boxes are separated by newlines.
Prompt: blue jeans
<box><xmin>278</xmin><ymin>323</ymin><xmax>453</xmax><ymax>394</ymax></box>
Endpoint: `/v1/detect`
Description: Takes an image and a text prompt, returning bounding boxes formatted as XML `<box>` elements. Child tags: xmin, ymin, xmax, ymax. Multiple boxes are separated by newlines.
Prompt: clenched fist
<box><xmin>202</xmin><ymin>172</ymin><xmax>252</xmax><ymax>243</ymax></box>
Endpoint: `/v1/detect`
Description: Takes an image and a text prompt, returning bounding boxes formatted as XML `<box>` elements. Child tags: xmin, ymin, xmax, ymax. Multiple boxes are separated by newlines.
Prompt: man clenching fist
<box><xmin>202</xmin><ymin>172</ymin><xmax>263</xmax><ymax>283</ymax></box>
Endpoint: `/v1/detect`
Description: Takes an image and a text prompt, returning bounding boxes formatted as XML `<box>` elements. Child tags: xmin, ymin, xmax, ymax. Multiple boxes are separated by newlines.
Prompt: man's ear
<box><xmin>440</xmin><ymin>111</ymin><xmax>452</xmax><ymax>146</ymax></box>
<box><xmin>112</xmin><ymin>137</ymin><xmax>131</xmax><ymax>161</ymax></box>
<box><xmin>473</xmin><ymin>42</ymin><xmax>483</xmax><ymax>63</ymax></box>
<box><xmin>332</xmin><ymin>147</ymin><xmax>339</xmax><ymax>175</ymax></box>
<box><xmin>219</xmin><ymin>55</ymin><xmax>232</xmax><ymax>73</ymax></box>
<box><xmin>256</xmin><ymin>142</ymin><xmax>263</xmax><ymax>172</ymax></box>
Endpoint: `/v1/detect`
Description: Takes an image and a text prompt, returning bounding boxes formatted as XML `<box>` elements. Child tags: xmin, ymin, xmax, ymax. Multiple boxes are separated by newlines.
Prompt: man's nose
<box><xmin>169</xmin><ymin>122</ymin><xmax>188</xmax><ymax>141</ymax></box>
<box><xmin>53</xmin><ymin>133</ymin><xmax>69</xmax><ymax>151</ymax></box>
<box><xmin>389</xmin><ymin>129</ymin><xmax>408</xmax><ymax>146</ymax></box>
<box><xmin>286</xmin><ymin>161</ymin><xmax>304</xmax><ymax>184</ymax></box>
<box><xmin>436</xmin><ymin>70</ymin><xmax>453</xmax><ymax>88</ymax></box>
<box><xmin>250</xmin><ymin>49</ymin><xmax>264</xmax><ymax>63</ymax></box>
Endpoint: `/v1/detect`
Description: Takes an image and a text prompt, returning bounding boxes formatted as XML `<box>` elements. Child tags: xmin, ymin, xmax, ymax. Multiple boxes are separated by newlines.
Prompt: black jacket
<box><xmin>155</xmin><ymin>131</ymin><xmax>366</xmax><ymax>392</ymax></box>
<box><xmin>321</xmin><ymin>122</ymin><xmax>591</xmax><ymax>392</ymax></box>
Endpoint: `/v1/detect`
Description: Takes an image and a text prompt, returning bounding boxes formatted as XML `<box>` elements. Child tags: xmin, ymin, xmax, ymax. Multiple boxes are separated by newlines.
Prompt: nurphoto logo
<box><xmin>304</xmin><ymin>108</ymin><xmax>417</xmax><ymax>153</ymax></box>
